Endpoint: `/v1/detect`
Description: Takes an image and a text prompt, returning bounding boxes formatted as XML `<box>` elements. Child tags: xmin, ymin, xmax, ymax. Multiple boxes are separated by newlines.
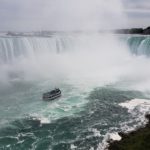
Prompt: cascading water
<box><xmin>126</xmin><ymin>36</ymin><xmax>150</xmax><ymax>56</ymax></box>
<box><xmin>0</xmin><ymin>34</ymin><xmax>150</xmax><ymax>65</ymax></box>
<box><xmin>0</xmin><ymin>36</ymin><xmax>66</xmax><ymax>63</ymax></box>
<box><xmin>0</xmin><ymin>33</ymin><xmax>150</xmax><ymax>150</ymax></box>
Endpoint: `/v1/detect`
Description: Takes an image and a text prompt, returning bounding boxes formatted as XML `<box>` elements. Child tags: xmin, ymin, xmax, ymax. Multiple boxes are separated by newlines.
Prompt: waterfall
<box><xmin>127</xmin><ymin>36</ymin><xmax>150</xmax><ymax>56</ymax></box>
<box><xmin>0</xmin><ymin>34</ymin><xmax>150</xmax><ymax>65</ymax></box>
<box><xmin>0</xmin><ymin>36</ymin><xmax>75</xmax><ymax>64</ymax></box>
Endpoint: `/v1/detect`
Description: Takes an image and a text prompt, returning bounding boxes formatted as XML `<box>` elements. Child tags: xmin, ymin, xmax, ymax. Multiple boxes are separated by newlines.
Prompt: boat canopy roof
<box><xmin>43</xmin><ymin>88</ymin><xmax>61</xmax><ymax>96</ymax></box>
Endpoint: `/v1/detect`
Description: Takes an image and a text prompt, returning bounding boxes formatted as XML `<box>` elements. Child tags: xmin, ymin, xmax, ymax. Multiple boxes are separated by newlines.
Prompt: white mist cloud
<box><xmin>0</xmin><ymin>0</ymin><xmax>127</xmax><ymax>31</ymax></box>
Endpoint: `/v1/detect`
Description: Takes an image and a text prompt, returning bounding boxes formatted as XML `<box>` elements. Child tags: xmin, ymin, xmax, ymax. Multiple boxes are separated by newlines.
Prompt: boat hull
<box><xmin>42</xmin><ymin>90</ymin><xmax>61</xmax><ymax>101</ymax></box>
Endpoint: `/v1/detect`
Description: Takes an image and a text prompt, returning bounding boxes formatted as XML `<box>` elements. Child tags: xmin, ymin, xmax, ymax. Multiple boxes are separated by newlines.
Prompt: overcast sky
<box><xmin>0</xmin><ymin>0</ymin><xmax>150</xmax><ymax>31</ymax></box>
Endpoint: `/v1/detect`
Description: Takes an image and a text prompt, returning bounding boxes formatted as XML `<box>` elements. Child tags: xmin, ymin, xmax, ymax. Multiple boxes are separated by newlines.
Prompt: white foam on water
<box><xmin>6</xmin><ymin>145</ymin><xmax>10</xmax><ymax>148</ymax></box>
<box><xmin>98</xmin><ymin>98</ymin><xmax>150</xmax><ymax>150</ymax></box>
<box><xmin>39</xmin><ymin>117</ymin><xmax>50</xmax><ymax>124</ymax></box>
<box><xmin>89</xmin><ymin>128</ymin><xmax>101</xmax><ymax>137</ymax></box>
<box><xmin>89</xmin><ymin>147</ymin><xmax>94</xmax><ymax>150</ymax></box>
<box><xmin>118</xmin><ymin>98</ymin><xmax>150</xmax><ymax>133</ymax></box>
<box><xmin>97</xmin><ymin>132</ymin><xmax>121</xmax><ymax>150</ymax></box>
<box><xmin>109</xmin><ymin>133</ymin><xmax>121</xmax><ymax>141</ymax></box>
<box><xmin>97</xmin><ymin>133</ymin><xmax>109</xmax><ymax>150</ymax></box>
<box><xmin>119</xmin><ymin>98</ymin><xmax>150</xmax><ymax>112</ymax></box>
<box><xmin>70</xmin><ymin>144</ymin><xmax>77</xmax><ymax>149</ymax></box>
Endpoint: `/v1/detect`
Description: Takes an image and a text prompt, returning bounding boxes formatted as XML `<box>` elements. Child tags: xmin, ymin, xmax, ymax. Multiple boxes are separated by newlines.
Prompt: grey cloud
<box><xmin>123</xmin><ymin>0</ymin><xmax>150</xmax><ymax>9</ymax></box>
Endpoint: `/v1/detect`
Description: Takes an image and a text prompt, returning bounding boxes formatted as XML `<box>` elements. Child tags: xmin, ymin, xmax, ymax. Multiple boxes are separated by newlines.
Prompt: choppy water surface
<box><xmin>0</xmin><ymin>33</ymin><xmax>150</xmax><ymax>150</ymax></box>
<box><xmin>0</xmin><ymin>85</ymin><xmax>148</xmax><ymax>150</ymax></box>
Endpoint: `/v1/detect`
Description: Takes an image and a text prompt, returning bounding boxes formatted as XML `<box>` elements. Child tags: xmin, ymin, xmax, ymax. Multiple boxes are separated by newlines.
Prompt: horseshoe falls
<box><xmin>1</xmin><ymin>34</ymin><xmax>150</xmax><ymax>64</ymax></box>
<box><xmin>0</xmin><ymin>33</ymin><xmax>150</xmax><ymax>150</ymax></box>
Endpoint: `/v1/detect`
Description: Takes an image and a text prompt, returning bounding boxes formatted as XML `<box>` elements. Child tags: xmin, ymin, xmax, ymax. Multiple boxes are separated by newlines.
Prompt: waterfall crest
<box><xmin>0</xmin><ymin>34</ymin><xmax>150</xmax><ymax>64</ymax></box>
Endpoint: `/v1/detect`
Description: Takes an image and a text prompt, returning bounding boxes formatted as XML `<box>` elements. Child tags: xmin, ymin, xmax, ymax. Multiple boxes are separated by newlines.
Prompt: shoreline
<box><xmin>108</xmin><ymin>114</ymin><xmax>150</xmax><ymax>150</ymax></box>
<box><xmin>114</xmin><ymin>26</ymin><xmax>150</xmax><ymax>35</ymax></box>
<box><xmin>1</xmin><ymin>26</ymin><xmax>150</xmax><ymax>36</ymax></box>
